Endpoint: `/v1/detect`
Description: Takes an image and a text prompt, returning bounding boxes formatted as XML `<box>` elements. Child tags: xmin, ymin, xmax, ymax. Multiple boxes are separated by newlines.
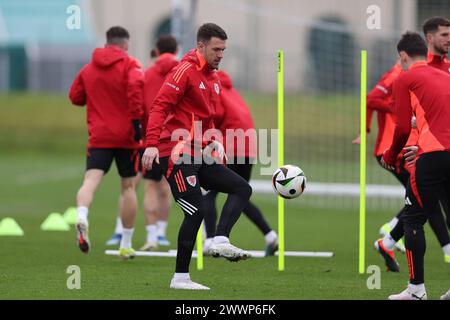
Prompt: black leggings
<box><xmin>203</xmin><ymin>161</ymin><xmax>272</xmax><ymax>238</ymax></box>
<box><xmin>160</xmin><ymin>156</ymin><xmax>252</xmax><ymax>273</ymax></box>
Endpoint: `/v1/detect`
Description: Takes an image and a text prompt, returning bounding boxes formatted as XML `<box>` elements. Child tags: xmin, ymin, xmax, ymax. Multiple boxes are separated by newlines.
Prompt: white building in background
<box><xmin>1</xmin><ymin>0</ymin><xmax>446</xmax><ymax>92</ymax></box>
<box><xmin>87</xmin><ymin>0</ymin><xmax>420</xmax><ymax>92</ymax></box>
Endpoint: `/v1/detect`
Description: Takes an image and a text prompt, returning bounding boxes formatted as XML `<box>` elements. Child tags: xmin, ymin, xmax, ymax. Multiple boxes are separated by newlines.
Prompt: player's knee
<box><xmin>236</xmin><ymin>181</ymin><xmax>252</xmax><ymax>200</ymax></box>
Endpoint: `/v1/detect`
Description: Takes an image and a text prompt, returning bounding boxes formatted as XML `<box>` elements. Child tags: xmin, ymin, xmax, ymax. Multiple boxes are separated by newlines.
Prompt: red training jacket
<box><xmin>383</xmin><ymin>62</ymin><xmax>450</xmax><ymax>165</ymax></box>
<box><xmin>69</xmin><ymin>45</ymin><xmax>144</xmax><ymax>149</ymax></box>
<box><xmin>142</xmin><ymin>53</ymin><xmax>179</xmax><ymax>145</ymax></box>
<box><xmin>145</xmin><ymin>49</ymin><xmax>221</xmax><ymax>158</ymax></box>
<box><xmin>214</xmin><ymin>70</ymin><xmax>257</xmax><ymax>159</ymax></box>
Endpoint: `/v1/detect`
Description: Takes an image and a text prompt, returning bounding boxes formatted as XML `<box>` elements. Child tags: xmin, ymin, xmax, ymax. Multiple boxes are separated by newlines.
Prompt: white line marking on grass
<box><xmin>105</xmin><ymin>250</ymin><xmax>334</xmax><ymax>258</ymax></box>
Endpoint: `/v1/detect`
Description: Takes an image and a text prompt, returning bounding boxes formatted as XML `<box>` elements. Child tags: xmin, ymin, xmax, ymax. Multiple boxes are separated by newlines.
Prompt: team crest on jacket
<box><xmin>214</xmin><ymin>83</ymin><xmax>220</xmax><ymax>95</ymax></box>
<box><xmin>186</xmin><ymin>175</ymin><xmax>197</xmax><ymax>187</ymax></box>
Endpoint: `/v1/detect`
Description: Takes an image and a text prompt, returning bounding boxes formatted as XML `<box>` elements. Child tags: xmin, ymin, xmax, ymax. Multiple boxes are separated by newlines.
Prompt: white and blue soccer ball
<box><xmin>272</xmin><ymin>165</ymin><xmax>306</xmax><ymax>199</ymax></box>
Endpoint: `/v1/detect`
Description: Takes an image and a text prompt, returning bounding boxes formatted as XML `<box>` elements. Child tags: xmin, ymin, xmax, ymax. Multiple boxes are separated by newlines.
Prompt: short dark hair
<box><xmin>106</xmin><ymin>26</ymin><xmax>130</xmax><ymax>45</ymax></box>
<box><xmin>197</xmin><ymin>23</ymin><xmax>228</xmax><ymax>43</ymax></box>
<box><xmin>397</xmin><ymin>32</ymin><xmax>428</xmax><ymax>57</ymax></box>
<box><xmin>422</xmin><ymin>16</ymin><xmax>450</xmax><ymax>35</ymax></box>
<box><xmin>156</xmin><ymin>35</ymin><xmax>178</xmax><ymax>54</ymax></box>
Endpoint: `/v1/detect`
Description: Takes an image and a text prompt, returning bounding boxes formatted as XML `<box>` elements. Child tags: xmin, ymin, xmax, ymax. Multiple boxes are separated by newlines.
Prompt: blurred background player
<box><xmin>142</xmin><ymin>23</ymin><xmax>253</xmax><ymax>290</ymax></box>
<box><xmin>380</xmin><ymin>32</ymin><xmax>450</xmax><ymax>300</ymax></box>
<box><xmin>374</xmin><ymin>17</ymin><xmax>450</xmax><ymax>271</ymax></box>
<box><xmin>106</xmin><ymin>36</ymin><xmax>179</xmax><ymax>250</ymax></box>
<box><xmin>68</xmin><ymin>26</ymin><xmax>144</xmax><ymax>259</ymax></box>
<box><xmin>203</xmin><ymin>70</ymin><xmax>278</xmax><ymax>256</ymax></box>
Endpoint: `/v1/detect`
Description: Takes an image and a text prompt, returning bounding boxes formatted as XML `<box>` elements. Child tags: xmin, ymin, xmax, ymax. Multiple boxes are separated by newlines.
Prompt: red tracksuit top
<box><xmin>366</xmin><ymin>63</ymin><xmax>402</xmax><ymax>156</ymax></box>
<box><xmin>145</xmin><ymin>49</ymin><xmax>221</xmax><ymax>158</ymax></box>
<box><xmin>383</xmin><ymin>61</ymin><xmax>450</xmax><ymax>165</ymax></box>
<box><xmin>69</xmin><ymin>45</ymin><xmax>144</xmax><ymax>149</ymax></box>
<box><xmin>142</xmin><ymin>53</ymin><xmax>179</xmax><ymax>145</ymax></box>
<box><xmin>214</xmin><ymin>70</ymin><xmax>257</xmax><ymax>159</ymax></box>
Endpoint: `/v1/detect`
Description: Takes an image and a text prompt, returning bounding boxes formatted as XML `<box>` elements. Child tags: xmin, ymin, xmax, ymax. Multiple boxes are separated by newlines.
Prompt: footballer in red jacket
<box><xmin>380</xmin><ymin>32</ymin><xmax>450</xmax><ymax>300</ymax></box>
<box><xmin>106</xmin><ymin>36</ymin><xmax>179</xmax><ymax>250</ymax></box>
<box><xmin>374</xmin><ymin>17</ymin><xmax>450</xmax><ymax>276</ymax></box>
<box><xmin>69</xmin><ymin>27</ymin><xmax>144</xmax><ymax>258</ymax></box>
<box><xmin>202</xmin><ymin>70</ymin><xmax>278</xmax><ymax>256</ymax></box>
<box><xmin>142</xmin><ymin>23</ymin><xmax>252</xmax><ymax>290</ymax></box>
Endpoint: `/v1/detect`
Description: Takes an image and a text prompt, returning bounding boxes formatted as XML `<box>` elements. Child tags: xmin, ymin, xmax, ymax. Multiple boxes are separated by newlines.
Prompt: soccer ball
<box><xmin>272</xmin><ymin>165</ymin><xmax>306</xmax><ymax>199</ymax></box>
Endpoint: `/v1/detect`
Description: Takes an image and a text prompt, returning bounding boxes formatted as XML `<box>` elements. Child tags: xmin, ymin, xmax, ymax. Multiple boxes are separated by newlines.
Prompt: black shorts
<box><xmin>138</xmin><ymin>149</ymin><xmax>164</xmax><ymax>181</ymax></box>
<box><xmin>404</xmin><ymin>151</ymin><xmax>450</xmax><ymax>225</ymax></box>
<box><xmin>86</xmin><ymin>148</ymin><xmax>139</xmax><ymax>178</ymax></box>
<box><xmin>160</xmin><ymin>156</ymin><xmax>250</xmax><ymax>201</ymax></box>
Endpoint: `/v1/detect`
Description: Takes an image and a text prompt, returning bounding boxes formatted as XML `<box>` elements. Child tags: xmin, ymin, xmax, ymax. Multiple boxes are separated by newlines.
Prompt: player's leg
<box><xmin>115</xmin><ymin>149</ymin><xmax>140</xmax><ymax>259</ymax></box>
<box><xmin>106</xmin><ymin>174</ymin><xmax>140</xmax><ymax>246</ymax></box>
<box><xmin>155</xmin><ymin>174</ymin><xmax>172</xmax><ymax>246</ymax></box>
<box><xmin>229</xmin><ymin>160</ymin><xmax>278</xmax><ymax>256</ymax></box>
<box><xmin>160</xmin><ymin>157</ymin><xmax>209</xmax><ymax>290</ymax></box>
<box><xmin>202</xmin><ymin>189</ymin><xmax>219</xmax><ymax>253</ymax></box>
<box><xmin>141</xmin><ymin>179</ymin><xmax>160</xmax><ymax>251</ymax></box>
<box><xmin>426</xmin><ymin>189</ymin><xmax>450</xmax><ymax>262</ymax></box>
<box><xmin>376</xmin><ymin>156</ymin><xmax>408</xmax><ymax>252</ymax></box>
<box><xmin>389</xmin><ymin>152</ymin><xmax>450</xmax><ymax>300</ymax></box>
<box><xmin>199</xmin><ymin>160</ymin><xmax>252</xmax><ymax>261</ymax></box>
<box><xmin>76</xmin><ymin>148</ymin><xmax>114</xmax><ymax>253</ymax></box>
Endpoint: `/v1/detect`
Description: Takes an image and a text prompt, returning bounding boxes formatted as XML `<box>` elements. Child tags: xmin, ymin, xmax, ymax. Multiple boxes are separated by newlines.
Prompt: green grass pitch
<box><xmin>0</xmin><ymin>94</ymin><xmax>448</xmax><ymax>299</ymax></box>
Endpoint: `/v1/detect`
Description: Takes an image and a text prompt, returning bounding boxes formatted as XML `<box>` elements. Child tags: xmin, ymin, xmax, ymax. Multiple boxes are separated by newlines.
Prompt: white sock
<box><xmin>388</xmin><ymin>217</ymin><xmax>399</xmax><ymax>230</ymax></box>
<box><xmin>204</xmin><ymin>237</ymin><xmax>213</xmax><ymax>249</ymax></box>
<box><xmin>114</xmin><ymin>217</ymin><xmax>123</xmax><ymax>235</ymax></box>
<box><xmin>120</xmin><ymin>228</ymin><xmax>134</xmax><ymax>249</ymax></box>
<box><xmin>156</xmin><ymin>220</ymin><xmax>168</xmax><ymax>237</ymax></box>
<box><xmin>146</xmin><ymin>224</ymin><xmax>157</xmax><ymax>243</ymax></box>
<box><xmin>213</xmin><ymin>236</ymin><xmax>229</xmax><ymax>244</ymax></box>
<box><xmin>77</xmin><ymin>206</ymin><xmax>89</xmax><ymax>224</ymax></box>
<box><xmin>382</xmin><ymin>234</ymin><xmax>396</xmax><ymax>251</ymax></box>
<box><xmin>173</xmin><ymin>273</ymin><xmax>190</xmax><ymax>281</ymax></box>
<box><xmin>408</xmin><ymin>283</ymin><xmax>426</xmax><ymax>293</ymax></box>
<box><xmin>443</xmin><ymin>243</ymin><xmax>450</xmax><ymax>256</ymax></box>
<box><xmin>264</xmin><ymin>230</ymin><xmax>278</xmax><ymax>245</ymax></box>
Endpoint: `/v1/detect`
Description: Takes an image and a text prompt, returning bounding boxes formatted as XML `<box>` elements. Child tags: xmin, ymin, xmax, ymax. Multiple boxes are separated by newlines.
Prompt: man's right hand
<box><xmin>352</xmin><ymin>134</ymin><xmax>361</xmax><ymax>145</ymax></box>
<box><xmin>142</xmin><ymin>147</ymin><xmax>159</xmax><ymax>170</ymax></box>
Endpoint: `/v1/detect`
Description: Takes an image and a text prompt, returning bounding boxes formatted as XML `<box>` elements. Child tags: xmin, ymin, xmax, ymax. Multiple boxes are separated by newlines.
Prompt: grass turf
<box><xmin>0</xmin><ymin>93</ymin><xmax>448</xmax><ymax>299</ymax></box>
<box><xmin>0</xmin><ymin>152</ymin><xmax>448</xmax><ymax>300</ymax></box>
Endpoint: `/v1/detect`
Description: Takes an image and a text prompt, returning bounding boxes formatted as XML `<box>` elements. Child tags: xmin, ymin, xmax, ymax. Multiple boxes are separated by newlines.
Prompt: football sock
<box><xmin>213</xmin><ymin>236</ymin><xmax>229</xmax><ymax>245</ymax></box>
<box><xmin>264</xmin><ymin>230</ymin><xmax>278</xmax><ymax>245</ymax></box>
<box><xmin>114</xmin><ymin>217</ymin><xmax>123</xmax><ymax>235</ymax></box>
<box><xmin>146</xmin><ymin>224</ymin><xmax>157</xmax><ymax>243</ymax></box>
<box><xmin>388</xmin><ymin>217</ymin><xmax>399</xmax><ymax>230</ymax></box>
<box><xmin>77</xmin><ymin>206</ymin><xmax>89</xmax><ymax>224</ymax></box>
<box><xmin>443</xmin><ymin>243</ymin><xmax>450</xmax><ymax>256</ymax></box>
<box><xmin>382</xmin><ymin>234</ymin><xmax>396</xmax><ymax>251</ymax></box>
<box><xmin>120</xmin><ymin>228</ymin><xmax>134</xmax><ymax>249</ymax></box>
<box><xmin>156</xmin><ymin>220</ymin><xmax>168</xmax><ymax>237</ymax></box>
<box><xmin>173</xmin><ymin>273</ymin><xmax>190</xmax><ymax>281</ymax></box>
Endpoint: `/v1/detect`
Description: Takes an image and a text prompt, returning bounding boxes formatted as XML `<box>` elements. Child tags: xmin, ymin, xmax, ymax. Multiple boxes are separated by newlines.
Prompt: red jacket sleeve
<box><xmin>145</xmin><ymin>65</ymin><xmax>190</xmax><ymax>148</ymax></box>
<box><xmin>367</xmin><ymin>85</ymin><xmax>393</xmax><ymax>113</ymax></box>
<box><xmin>69</xmin><ymin>70</ymin><xmax>87</xmax><ymax>106</ymax></box>
<box><xmin>126</xmin><ymin>58</ymin><xmax>144</xmax><ymax>120</ymax></box>
<box><xmin>382</xmin><ymin>75</ymin><xmax>412</xmax><ymax>165</ymax></box>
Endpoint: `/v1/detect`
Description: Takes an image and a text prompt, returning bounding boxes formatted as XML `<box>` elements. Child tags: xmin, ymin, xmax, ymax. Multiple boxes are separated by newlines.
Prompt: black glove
<box><xmin>132</xmin><ymin>119</ymin><xmax>142</xmax><ymax>142</ymax></box>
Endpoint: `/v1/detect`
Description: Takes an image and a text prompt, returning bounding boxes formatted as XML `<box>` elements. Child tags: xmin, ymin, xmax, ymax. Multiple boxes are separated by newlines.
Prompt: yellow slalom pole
<box><xmin>359</xmin><ymin>50</ymin><xmax>367</xmax><ymax>274</ymax></box>
<box><xmin>278</xmin><ymin>50</ymin><xmax>285</xmax><ymax>271</ymax></box>
<box><xmin>196</xmin><ymin>224</ymin><xmax>203</xmax><ymax>270</ymax></box>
